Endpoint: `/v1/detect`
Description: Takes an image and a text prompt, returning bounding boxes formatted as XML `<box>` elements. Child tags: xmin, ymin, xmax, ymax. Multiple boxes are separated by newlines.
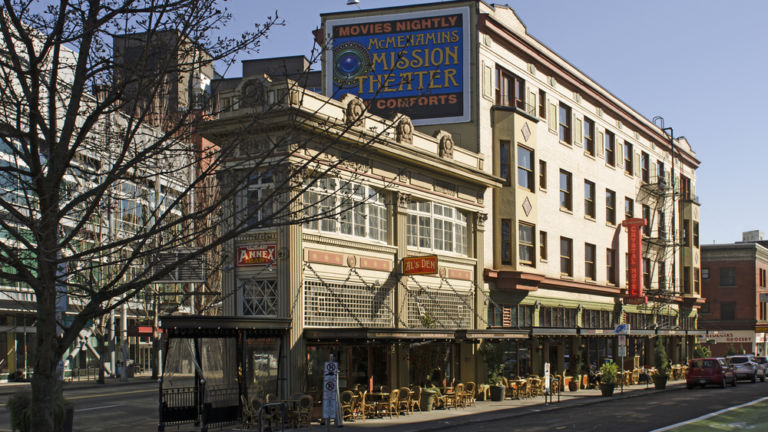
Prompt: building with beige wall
<box><xmin>319</xmin><ymin>0</ymin><xmax>703</xmax><ymax>381</ymax></box>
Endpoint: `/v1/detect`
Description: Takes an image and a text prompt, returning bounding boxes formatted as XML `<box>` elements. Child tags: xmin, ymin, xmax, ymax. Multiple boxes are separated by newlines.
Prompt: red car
<box><xmin>686</xmin><ymin>357</ymin><xmax>736</xmax><ymax>389</ymax></box>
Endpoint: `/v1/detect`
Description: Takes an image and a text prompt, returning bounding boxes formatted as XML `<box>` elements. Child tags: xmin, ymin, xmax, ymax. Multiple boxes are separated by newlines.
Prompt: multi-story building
<box><xmin>160</xmin><ymin>2</ymin><xmax>704</xmax><ymax>417</ymax></box>
<box><xmin>319</xmin><ymin>1</ymin><xmax>703</xmax><ymax>378</ymax></box>
<box><xmin>0</xmin><ymin>30</ymin><xmax>191</xmax><ymax>381</ymax></box>
<box><xmin>700</xmin><ymin>230</ymin><xmax>768</xmax><ymax>356</ymax></box>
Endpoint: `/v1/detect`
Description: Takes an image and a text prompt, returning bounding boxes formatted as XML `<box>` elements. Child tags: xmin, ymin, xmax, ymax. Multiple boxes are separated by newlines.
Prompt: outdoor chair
<box><xmin>240</xmin><ymin>395</ymin><xmax>257</xmax><ymax>428</ymax></box>
<box><xmin>296</xmin><ymin>394</ymin><xmax>313</xmax><ymax>429</ymax></box>
<box><xmin>631</xmin><ymin>369</ymin><xmax>640</xmax><ymax>385</ymax></box>
<box><xmin>517</xmin><ymin>380</ymin><xmax>530</xmax><ymax>399</ymax></box>
<box><xmin>442</xmin><ymin>384</ymin><xmax>460</xmax><ymax>409</ymax></box>
<box><xmin>376</xmin><ymin>389</ymin><xmax>399</xmax><ymax>418</ymax></box>
<box><xmin>398</xmin><ymin>387</ymin><xmax>411</xmax><ymax>415</ymax></box>
<box><xmin>340</xmin><ymin>390</ymin><xmax>355</xmax><ymax>421</ymax></box>
<box><xmin>409</xmin><ymin>387</ymin><xmax>422</xmax><ymax>413</ymax></box>
<box><xmin>463</xmin><ymin>382</ymin><xmax>476</xmax><ymax>407</ymax></box>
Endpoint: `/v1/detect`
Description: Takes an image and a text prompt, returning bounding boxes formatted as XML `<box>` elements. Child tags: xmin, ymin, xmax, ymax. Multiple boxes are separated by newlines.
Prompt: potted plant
<box><xmin>421</xmin><ymin>383</ymin><xmax>438</xmax><ymax>411</ymax></box>
<box><xmin>9</xmin><ymin>391</ymin><xmax>73</xmax><ymax>432</ymax></box>
<box><xmin>568</xmin><ymin>351</ymin><xmax>583</xmax><ymax>392</ymax></box>
<box><xmin>653</xmin><ymin>337</ymin><xmax>670</xmax><ymax>389</ymax></box>
<box><xmin>488</xmin><ymin>365</ymin><xmax>506</xmax><ymax>401</ymax></box>
<box><xmin>599</xmin><ymin>362</ymin><xmax>618</xmax><ymax>397</ymax></box>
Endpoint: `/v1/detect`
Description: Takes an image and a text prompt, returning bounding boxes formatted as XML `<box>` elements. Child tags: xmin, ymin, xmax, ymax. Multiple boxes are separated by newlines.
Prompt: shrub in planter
<box><xmin>421</xmin><ymin>388</ymin><xmax>437</xmax><ymax>411</ymax></box>
<box><xmin>654</xmin><ymin>337</ymin><xmax>670</xmax><ymax>390</ymax></box>
<box><xmin>599</xmin><ymin>362</ymin><xmax>618</xmax><ymax>397</ymax></box>
<box><xmin>8</xmin><ymin>391</ymin><xmax>72</xmax><ymax>432</ymax></box>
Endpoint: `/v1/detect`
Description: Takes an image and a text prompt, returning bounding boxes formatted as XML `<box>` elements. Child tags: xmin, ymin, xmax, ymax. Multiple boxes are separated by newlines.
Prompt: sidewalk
<box><xmin>329</xmin><ymin>381</ymin><xmax>687</xmax><ymax>432</ymax></box>
<box><xmin>0</xmin><ymin>373</ymin><xmax>158</xmax><ymax>397</ymax></box>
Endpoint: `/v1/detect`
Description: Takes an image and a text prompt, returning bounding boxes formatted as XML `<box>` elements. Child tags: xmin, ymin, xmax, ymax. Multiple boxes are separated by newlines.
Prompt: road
<box><xmin>446</xmin><ymin>381</ymin><xmax>768</xmax><ymax>432</ymax></box>
<box><xmin>2</xmin><ymin>379</ymin><xmax>768</xmax><ymax>431</ymax></box>
<box><xmin>0</xmin><ymin>381</ymin><xmax>159</xmax><ymax>432</ymax></box>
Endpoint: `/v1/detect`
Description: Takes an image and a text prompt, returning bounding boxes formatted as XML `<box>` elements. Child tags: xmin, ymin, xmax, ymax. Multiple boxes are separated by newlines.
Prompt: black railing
<box><xmin>159</xmin><ymin>386</ymin><xmax>199</xmax><ymax>428</ymax></box>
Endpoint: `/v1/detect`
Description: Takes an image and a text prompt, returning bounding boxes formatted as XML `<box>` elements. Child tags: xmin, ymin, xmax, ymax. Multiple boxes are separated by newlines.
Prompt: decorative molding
<box><xmin>302</xmin><ymin>233</ymin><xmax>398</xmax><ymax>255</ymax></box>
<box><xmin>395</xmin><ymin>115</ymin><xmax>414</xmax><ymax>144</ymax></box>
<box><xmin>397</xmin><ymin>192</ymin><xmax>411</xmax><ymax>209</ymax></box>
<box><xmin>343</xmin><ymin>94</ymin><xmax>366</xmax><ymax>128</ymax></box>
<box><xmin>435</xmin><ymin>130</ymin><xmax>454</xmax><ymax>159</ymax></box>
<box><xmin>474</xmin><ymin>212</ymin><xmax>488</xmax><ymax>229</ymax></box>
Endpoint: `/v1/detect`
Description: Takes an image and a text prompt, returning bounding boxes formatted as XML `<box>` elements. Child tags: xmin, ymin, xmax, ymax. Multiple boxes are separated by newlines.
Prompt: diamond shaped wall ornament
<box><xmin>522</xmin><ymin>197</ymin><xmax>532</xmax><ymax>216</ymax></box>
<box><xmin>521</xmin><ymin>123</ymin><xmax>531</xmax><ymax>142</ymax></box>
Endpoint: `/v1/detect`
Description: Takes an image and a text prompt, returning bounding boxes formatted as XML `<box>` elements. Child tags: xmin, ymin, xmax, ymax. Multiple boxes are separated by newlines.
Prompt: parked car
<box><xmin>727</xmin><ymin>355</ymin><xmax>761</xmax><ymax>382</ymax></box>
<box><xmin>750</xmin><ymin>355</ymin><xmax>768</xmax><ymax>382</ymax></box>
<box><xmin>686</xmin><ymin>357</ymin><xmax>736</xmax><ymax>389</ymax></box>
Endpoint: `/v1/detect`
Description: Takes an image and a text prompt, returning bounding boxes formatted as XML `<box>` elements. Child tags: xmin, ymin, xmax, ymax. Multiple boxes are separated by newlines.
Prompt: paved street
<box><xmin>2</xmin><ymin>378</ymin><xmax>767</xmax><ymax>431</ymax></box>
<box><xmin>0</xmin><ymin>379</ymin><xmax>158</xmax><ymax>432</ymax></box>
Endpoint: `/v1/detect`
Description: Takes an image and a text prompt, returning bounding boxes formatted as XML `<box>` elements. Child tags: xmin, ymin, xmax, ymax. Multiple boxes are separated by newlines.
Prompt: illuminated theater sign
<box><xmin>325</xmin><ymin>7</ymin><xmax>471</xmax><ymax>125</ymax></box>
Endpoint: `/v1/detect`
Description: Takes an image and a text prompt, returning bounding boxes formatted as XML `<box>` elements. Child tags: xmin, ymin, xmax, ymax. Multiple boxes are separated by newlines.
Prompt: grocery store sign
<box><xmin>710</xmin><ymin>330</ymin><xmax>755</xmax><ymax>344</ymax></box>
<box><xmin>325</xmin><ymin>7</ymin><xmax>471</xmax><ymax>125</ymax></box>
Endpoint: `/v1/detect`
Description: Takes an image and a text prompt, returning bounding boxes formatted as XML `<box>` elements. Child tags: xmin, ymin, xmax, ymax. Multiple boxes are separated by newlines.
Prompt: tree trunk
<box><xmin>30</xmin><ymin>307</ymin><xmax>61</xmax><ymax>432</ymax></box>
<box><xmin>97</xmin><ymin>331</ymin><xmax>107</xmax><ymax>384</ymax></box>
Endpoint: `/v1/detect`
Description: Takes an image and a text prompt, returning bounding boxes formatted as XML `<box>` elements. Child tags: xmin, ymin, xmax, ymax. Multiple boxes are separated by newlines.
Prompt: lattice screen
<box><xmin>408</xmin><ymin>289</ymin><xmax>473</xmax><ymax>329</ymax></box>
<box><xmin>241</xmin><ymin>278</ymin><xmax>278</xmax><ymax>316</ymax></box>
<box><xmin>304</xmin><ymin>279</ymin><xmax>394</xmax><ymax>327</ymax></box>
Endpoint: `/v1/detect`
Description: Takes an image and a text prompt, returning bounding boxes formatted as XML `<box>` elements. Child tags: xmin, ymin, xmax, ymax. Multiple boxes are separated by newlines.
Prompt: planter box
<box><xmin>490</xmin><ymin>385</ymin><xmax>505</xmax><ymax>401</ymax></box>
<box><xmin>600</xmin><ymin>383</ymin><xmax>615</xmax><ymax>397</ymax></box>
<box><xmin>654</xmin><ymin>376</ymin><xmax>668</xmax><ymax>389</ymax></box>
<box><xmin>421</xmin><ymin>390</ymin><xmax>436</xmax><ymax>411</ymax></box>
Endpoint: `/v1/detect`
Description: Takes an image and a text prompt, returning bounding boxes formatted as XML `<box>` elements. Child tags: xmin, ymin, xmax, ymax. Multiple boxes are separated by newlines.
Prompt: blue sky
<box><xmin>224</xmin><ymin>0</ymin><xmax>768</xmax><ymax>245</ymax></box>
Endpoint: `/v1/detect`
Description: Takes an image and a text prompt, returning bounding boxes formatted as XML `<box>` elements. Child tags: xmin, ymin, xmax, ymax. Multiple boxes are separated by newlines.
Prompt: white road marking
<box><xmin>76</xmin><ymin>404</ymin><xmax>121</xmax><ymax>412</ymax></box>
<box><xmin>650</xmin><ymin>396</ymin><xmax>768</xmax><ymax>432</ymax></box>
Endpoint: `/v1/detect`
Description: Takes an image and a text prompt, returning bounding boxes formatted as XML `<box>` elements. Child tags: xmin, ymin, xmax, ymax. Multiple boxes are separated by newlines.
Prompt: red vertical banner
<box><xmin>622</xmin><ymin>218</ymin><xmax>647</xmax><ymax>304</ymax></box>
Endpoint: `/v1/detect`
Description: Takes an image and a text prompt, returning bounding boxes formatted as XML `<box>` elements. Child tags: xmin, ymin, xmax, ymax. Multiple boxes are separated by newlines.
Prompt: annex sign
<box><xmin>325</xmin><ymin>7</ymin><xmax>471</xmax><ymax>125</ymax></box>
<box><xmin>237</xmin><ymin>245</ymin><xmax>276</xmax><ymax>267</ymax></box>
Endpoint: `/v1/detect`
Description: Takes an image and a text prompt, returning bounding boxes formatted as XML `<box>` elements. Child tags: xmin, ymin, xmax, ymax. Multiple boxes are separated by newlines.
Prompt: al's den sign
<box><xmin>325</xmin><ymin>7</ymin><xmax>471</xmax><ymax>125</ymax></box>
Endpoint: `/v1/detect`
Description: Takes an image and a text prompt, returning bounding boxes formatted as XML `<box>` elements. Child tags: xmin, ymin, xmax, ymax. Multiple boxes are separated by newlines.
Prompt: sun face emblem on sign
<box><xmin>333</xmin><ymin>42</ymin><xmax>371</xmax><ymax>88</ymax></box>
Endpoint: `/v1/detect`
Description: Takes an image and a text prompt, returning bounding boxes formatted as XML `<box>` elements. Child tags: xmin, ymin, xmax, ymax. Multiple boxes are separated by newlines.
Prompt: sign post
<box><xmin>616</xmin><ymin>324</ymin><xmax>630</xmax><ymax>394</ymax></box>
<box><xmin>322</xmin><ymin>355</ymin><xmax>342</xmax><ymax>428</ymax></box>
<box><xmin>544</xmin><ymin>362</ymin><xmax>550</xmax><ymax>405</ymax></box>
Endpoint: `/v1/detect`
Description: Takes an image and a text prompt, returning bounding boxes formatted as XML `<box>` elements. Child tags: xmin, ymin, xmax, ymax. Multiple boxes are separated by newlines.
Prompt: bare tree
<box><xmin>0</xmin><ymin>1</ymin><xmax>287</xmax><ymax>429</ymax></box>
<box><xmin>0</xmin><ymin>1</ymin><xmax>411</xmax><ymax>429</ymax></box>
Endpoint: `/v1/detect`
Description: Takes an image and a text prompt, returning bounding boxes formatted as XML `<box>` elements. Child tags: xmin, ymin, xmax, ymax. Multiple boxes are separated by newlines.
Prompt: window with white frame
<box><xmin>246</xmin><ymin>171</ymin><xmax>274</xmax><ymax>228</ymax></box>
<box><xmin>303</xmin><ymin>177</ymin><xmax>387</xmax><ymax>242</ymax></box>
<box><xmin>407</xmin><ymin>201</ymin><xmax>468</xmax><ymax>255</ymax></box>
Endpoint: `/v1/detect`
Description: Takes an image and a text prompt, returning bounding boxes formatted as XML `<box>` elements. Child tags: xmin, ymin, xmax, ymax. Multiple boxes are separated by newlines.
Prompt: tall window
<box><xmin>656</xmin><ymin>161</ymin><xmax>665</xmax><ymax>185</ymax></box>
<box><xmin>693</xmin><ymin>222</ymin><xmax>699</xmax><ymax>247</ymax></box>
<box><xmin>683</xmin><ymin>266</ymin><xmax>691</xmax><ymax>294</ymax></box>
<box><xmin>496</xmin><ymin>67</ymin><xmax>525</xmax><ymax>109</ymax></box>
<box><xmin>643</xmin><ymin>258</ymin><xmax>651</xmax><ymax>288</ymax></box>
<box><xmin>694</xmin><ymin>268</ymin><xmax>700</xmax><ymax>294</ymax></box>
<box><xmin>518</xmin><ymin>146</ymin><xmax>534</xmax><ymax>190</ymax></box>
<box><xmin>682</xmin><ymin>219</ymin><xmax>690</xmax><ymax>246</ymax></box>
<box><xmin>539</xmin><ymin>160</ymin><xmax>547</xmax><ymax>189</ymax></box>
<box><xmin>642</xmin><ymin>205</ymin><xmax>651</xmax><ymax>236</ymax></box>
<box><xmin>583</xmin><ymin>117</ymin><xmax>595</xmax><ymax>156</ymax></box>
<box><xmin>606</xmin><ymin>248</ymin><xmax>616</xmax><ymax>284</ymax></box>
<box><xmin>585</xmin><ymin>243</ymin><xmax>596</xmax><ymax>281</ymax></box>
<box><xmin>721</xmin><ymin>302</ymin><xmax>736</xmax><ymax>320</ymax></box>
<box><xmin>538</xmin><ymin>89</ymin><xmax>546</xmax><ymax>118</ymax></box>
<box><xmin>519</xmin><ymin>223</ymin><xmax>535</xmax><ymax>266</ymax></box>
<box><xmin>303</xmin><ymin>177</ymin><xmax>387</xmax><ymax>241</ymax></box>
<box><xmin>658</xmin><ymin>211</ymin><xmax>666</xmax><ymax>239</ymax></box>
<box><xmin>606</xmin><ymin>189</ymin><xmax>616</xmax><ymax>225</ymax></box>
<box><xmin>558</xmin><ymin>103</ymin><xmax>572</xmax><ymax>143</ymax></box>
<box><xmin>559</xmin><ymin>170</ymin><xmax>572</xmax><ymax>211</ymax></box>
<box><xmin>584</xmin><ymin>180</ymin><xmax>596</xmax><ymax>218</ymax></box>
<box><xmin>604</xmin><ymin>131</ymin><xmax>616</xmax><ymax>166</ymax></box>
<box><xmin>407</xmin><ymin>201</ymin><xmax>467</xmax><ymax>254</ymax></box>
<box><xmin>624</xmin><ymin>197</ymin><xmax>634</xmax><ymax>219</ymax></box>
<box><xmin>720</xmin><ymin>267</ymin><xmax>735</xmax><ymax>286</ymax></box>
<box><xmin>500</xmin><ymin>140</ymin><xmax>511</xmax><ymax>185</ymax></box>
<box><xmin>658</xmin><ymin>262</ymin><xmax>667</xmax><ymax>290</ymax></box>
<box><xmin>501</xmin><ymin>219</ymin><xmax>511</xmax><ymax>265</ymax></box>
<box><xmin>246</xmin><ymin>171</ymin><xmax>274</xmax><ymax>228</ymax></box>
<box><xmin>641</xmin><ymin>151</ymin><xmax>650</xmax><ymax>183</ymax></box>
<box><xmin>560</xmin><ymin>237</ymin><xmax>573</xmax><ymax>276</ymax></box>
<box><xmin>680</xmin><ymin>175</ymin><xmax>691</xmax><ymax>200</ymax></box>
<box><xmin>623</xmin><ymin>141</ymin><xmax>633</xmax><ymax>175</ymax></box>
<box><xmin>540</xmin><ymin>231</ymin><xmax>548</xmax><ymax>261</ymax></box>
